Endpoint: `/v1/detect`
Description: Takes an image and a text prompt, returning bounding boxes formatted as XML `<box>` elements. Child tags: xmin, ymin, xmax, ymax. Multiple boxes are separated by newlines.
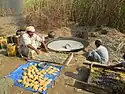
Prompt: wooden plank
<box><xmin>63</xmin><ymin>53</ymin><xmax>73</xmax><ymax>66</ymax></box>
<box><xmin>65</xmin><ymin>79</ymin><xmax>112</xmax><ymax>94</ymax></box>
<box><xmin>23</xmin><ymin>57</ymin><xmax>63</xmax><ymax>66</ymax></box>
<box><xmin>76</xmin><ymin>79</ymin><xmax>112</xmax><ymax>94</ymax></box>
<box><xmin>83</xmin><ymin>61</ymin><xmax>125</xmax><ymax>72</ymax></box>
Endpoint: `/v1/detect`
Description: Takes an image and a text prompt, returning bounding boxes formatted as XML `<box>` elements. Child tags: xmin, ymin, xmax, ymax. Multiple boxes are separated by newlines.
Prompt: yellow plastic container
<box><xmin>0</xmin><ymin>36</ymin><xmax>8</xmax><ymax>49</ymax></box>
<box><xmin>2</xmin><ymin>38</ymin><xmax>8</xmax><ymax>47</ymax></box>
<box><xmin>7</xmin><ymin>43</ymin><xmax>16</xmax><ymax>56</ymax></box>
<box><xmin>0</xmin><ymin>37</ymin><xmax>3</xmax><ymax>49</ymax></box>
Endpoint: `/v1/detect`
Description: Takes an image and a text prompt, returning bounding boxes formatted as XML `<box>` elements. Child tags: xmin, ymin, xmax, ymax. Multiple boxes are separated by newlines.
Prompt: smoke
<box><xmin>0</xmin><ymin>0</ymin><xmax>23</xmax><ymax>15</ymax></box>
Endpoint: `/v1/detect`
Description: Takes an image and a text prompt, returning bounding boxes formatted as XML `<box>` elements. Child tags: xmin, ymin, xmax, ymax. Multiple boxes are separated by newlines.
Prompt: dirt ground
<box><xmin>0</xmin><ymin>48</ymin><xmax>94</xmax><ymax>94</ymax></box>
<box><xmin>0</xmin><ymin>16</ymin><xmax>125</xmax><ymax>94</ymax></box>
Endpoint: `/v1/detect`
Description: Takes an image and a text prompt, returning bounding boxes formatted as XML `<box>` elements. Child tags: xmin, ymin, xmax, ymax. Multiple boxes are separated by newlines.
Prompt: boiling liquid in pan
<box><xmin>47</xmin><ymin>40</ymin><xmax>84</xmax><ymax>51</ymax></box>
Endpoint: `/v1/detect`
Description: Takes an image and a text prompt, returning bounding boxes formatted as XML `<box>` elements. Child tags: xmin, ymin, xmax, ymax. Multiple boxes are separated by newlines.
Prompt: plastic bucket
<box><xmin>7</xmin><ymin>43</ymin><xmax>16</xmax><ymax>56</ymax></box>
<box><xmin>0</xmin><ymin>36</ymin><xmax>8</xmax><ymax>49</ymax></box>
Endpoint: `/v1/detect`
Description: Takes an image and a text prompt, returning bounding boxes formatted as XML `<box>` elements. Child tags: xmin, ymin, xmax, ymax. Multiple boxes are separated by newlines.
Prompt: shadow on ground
<box><xmin>65</xmin><ymin>66</ymin><xmax>90</xmax><ymax>89</ymax></box>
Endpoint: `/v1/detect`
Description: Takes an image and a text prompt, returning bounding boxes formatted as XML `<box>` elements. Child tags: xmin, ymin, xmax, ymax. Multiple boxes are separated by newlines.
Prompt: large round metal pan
<box><xmin>46</xmin><ymin>37</ymin><xmax>89</xmax><ymax>52</ymax></box>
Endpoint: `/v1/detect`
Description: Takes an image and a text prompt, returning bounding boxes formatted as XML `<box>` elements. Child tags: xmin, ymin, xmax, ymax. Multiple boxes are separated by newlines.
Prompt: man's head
<box><xmin>16</xmin><ymin>29</ymin><xmax>25</xmax><ymax>36</ymax></box>
<box><xmin>26</xmin><ymin>26</ymin><xmax>35</xmax><ymax>37</ymax></box>
<box><xmin>48</xmin><ymin>31</ymin><xmax>56</xmax><ymax>38</ymax></box>
<box><xmin>95</xmin><ymin>39</ymin><xmax>102</xmax><ymax>48</ymax></box>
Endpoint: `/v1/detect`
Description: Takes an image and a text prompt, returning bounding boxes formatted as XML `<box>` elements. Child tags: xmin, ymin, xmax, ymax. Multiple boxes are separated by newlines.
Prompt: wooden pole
<box><xmin>63</xmin><ymin>53</ymin><xmax>73</xmax><ymax>66</ymax></box>
<box><xmin>83</xmin><ymin>61</ymin><xmax>125</xmax><ymax>72</ymax></box>
<box><xmin>65</xmin><ymin>79</ymin><xmax>112</xmax><ymax>94</ymax></box>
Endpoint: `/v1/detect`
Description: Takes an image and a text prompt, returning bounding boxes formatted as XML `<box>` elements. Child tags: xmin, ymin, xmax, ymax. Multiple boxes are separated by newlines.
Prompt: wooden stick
<box><xmin>75</xmin><ymin>79</ymin><xmax>111</xmax><ymax>92</ymax></box>
<box><xmin>87</xmin><ymin>62</ymin><xmax>94</xmax><ymax>83</ymax></box>
<box><xmin>83</xmin><ymin>61</ymin><xmax>125</xmax><ymax>72</ymax></box>
<box><xmin>63</xmin><ymin>53</ymin><xmax>73</xmax><ymax>66</ymax></box>
<box><xmin>65</xmin><ymin>79</ymin><xmax>112</xmax><ymax>94</ymax></box>
<box><xmin>42</xmin><ymin>41</ymin><xmax>49</xmax><ymax>52</ymax></box>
